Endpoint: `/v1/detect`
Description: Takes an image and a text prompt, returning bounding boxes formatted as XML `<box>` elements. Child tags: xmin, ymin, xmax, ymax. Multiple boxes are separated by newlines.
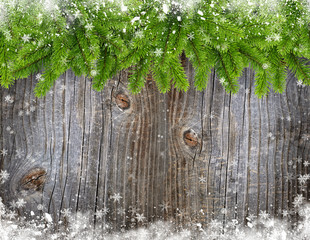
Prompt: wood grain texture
<box><xmin>0</xmin><ymin>59</ymin><xmax>309</xmax><ymax>230</ymax></box>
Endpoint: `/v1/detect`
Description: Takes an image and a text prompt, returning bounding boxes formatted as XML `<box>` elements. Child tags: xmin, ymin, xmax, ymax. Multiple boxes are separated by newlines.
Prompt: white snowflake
<box><xmin>91</xmin><ymin>70</ymin><xmax>97</xmax><ymax>76</ymax></box>
<box><xmin>197</xmin><ymin>10</ymin><xmax>203</xmax><ymax>16</ymax></box>
<box><xmin>198</xmin><ymin>176</ymin><xmax>207</xmax><ymax>183</ymax></box>
<box><xmin>135</xmin><ymin>213</ymin><xmax>145</xmax><ymax>222</ymax></box>
<box><xmin>282</xmin><ymin>210</ymin><xmax>289</xmax><ymax>217</ymax></box>
<box><xmin>177</xmin><ymin>16</ymin><xmax>182</xmax><ymax>21</ymax></box>
<box><xmin>219</xmin><ymin>78</ymin><xmax>227</xmax><ymax>86</ymax></box>
<box><xmin>154</xmin><ymin>48</ymin><xmax>163</xmax><ymax>57</ymax></box>
<box><xmin>4</xmin><ymin>95</ymin><xmax>13</xmax><ymax>103</ymax></box>
<box><xmin>266</xmin><ymin>35</ymin><xmax>272</xmax><ymax>42</ymax></box>
<box><xmin>135</xmin><ymin>30</ymin><xmax>144</xmax><ymax>39</ymax></box>
<box><xmin>304</xmin><ymin>161</ymin><xmax>309</xmax><ymax>167</ymax></box>
<box><xmin>293</xmin><ymin>194</ymin><xmax>304</xmax><ymax>208</ymax></box>
<box><xmin>73</xmin><ymin>10</ymin><xmax>81</xmax><ymax>19</ymax></box>
<box><xmin>297</xmin><ymin>80</ymin><xmax>304</xmax><ymax>87</ymax></box>
<box><xmin>110</xmin><ymin>193</ymin><xmax>122</xmax><ymax>203</ymax></box>
<box><xmin>16</xmin><ymin>149</ymin><xmax>24</xmax><ymax>158</ymax></box>
<box><xmin>273</xmin><ymin>33</ymin><xmax>281</xmax><ymax>41</ymax></box>
<box><xmin>16</xmin><ymin>198</ymin><xmax>26</xmax><ymax>208</ymax></box>
<box><xmin>22</xmin><ymin>34</ymin><xmax>31</xmax><ymax>43</ymax></box>
<box><xmin>117</xmin><ymin>207</ymin><xmax>126</xmax><ymax>216</ymax></box>
<box><xmin>259</xmin><ymin>210</ymin><xmax>269</xmax><ymax>219</ymax></box>
<box><xmin>6</xmin><ymin>210</ymin><xmax>17</xmax><ymax>220</ymax></box>
<box><xmin>30</xmin><ymin>106</ymin><xmax>36</xmax><ymax>112</ymax></box>
<box><xmin>296</xmin><ymin>157</ymin><xmax>303</xmax><ymax>163</ymax></box>
<box><xmin>0</xmin><ymin>149</ymin><xmax>8</xmax><ymax>156</ymax></box>
<box><xmin>157</xmin><ymin>14</ymin><xmax>166</xmax><ymax>22</ymax></box>
<box><xmin>159</xmin><ymin>202</ymin><xmax>170</xmax><ymax>212</ymax></box>
<box><xmin>36</xmin><ymin>73</ymin><xmax>44</xmax><ymax>81</ymax></box>
<box><xmin>85</xmin><ymin>22</ymin><xmax>94</xmax><ymax>31</ymax></box>
<box><xmin>61</xmin><ymin>208</ymin><xmax>71</xmax><ymax>217</ymax></box>
<box><xmin>0</xmin><ymin>170</ymin><xmax>10</xmax><ymax>183</ymax></box>
<box><xmin>262</xmin><ymin>63</ymin><xmax>269</xmax><ymax>69</ymax></box>
<box><xmin>37</xmin><ymin>204</ymin><xmax>44</xmax><ymax>211</ymax></box>
<box><xmin>187</xmin><ymin>32</ymin><xmax>195</xmax><ymax>40</ymax></box>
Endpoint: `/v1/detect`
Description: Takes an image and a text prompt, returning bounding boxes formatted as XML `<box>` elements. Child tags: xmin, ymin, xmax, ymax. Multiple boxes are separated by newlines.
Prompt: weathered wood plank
<box><xmin>0</xmin><ymin>60</ymin><xmax>309</xmax><ymax>231</ymax></box>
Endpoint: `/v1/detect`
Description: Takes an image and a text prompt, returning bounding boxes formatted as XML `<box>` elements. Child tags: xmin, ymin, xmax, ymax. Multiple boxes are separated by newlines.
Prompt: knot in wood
<box><xmin>115</xmin><ymin>93</ymin><xmax>130</xmax><ymax>110</ymax></box>
<box><xmin>183</xmin><ymin>129</ymin><xmax>198</xmax><ymax>147</ymax></box>
<box><xmin>20</xmin><ymin>168</ymin><xmax>47</xmax><ymax>191</ymax></box>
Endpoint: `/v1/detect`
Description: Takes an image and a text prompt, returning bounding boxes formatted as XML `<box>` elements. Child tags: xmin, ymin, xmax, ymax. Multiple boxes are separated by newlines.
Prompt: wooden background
<box><xmin>0</xmin><ymin>59</ymin><xmax>309</xmax><ymax>230</ymax></box>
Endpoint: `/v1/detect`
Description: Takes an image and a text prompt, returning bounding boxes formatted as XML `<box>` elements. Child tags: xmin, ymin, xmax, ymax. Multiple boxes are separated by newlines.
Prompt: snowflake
<box><xmin>85</xmin><ymin>22</ymin><xmax>94</xmax><ymax>31</ymax></box>
<box><xmin>0</xmin><ymin>170</ymin><xmax>10</xmax><ymax>183</ymax></box>
<box><xmin>10</xmin><ymin>200</ymin><xmax>17</xmax><ymax>209</ymax></box>
<box><xmin>73</xmin><ymin>10</ymin><xmax>81</xmax><ymax>19</ymax></box>
<box><xmin>18</xmin><ymin>110</ymin><xmax>23</xmax><ymax>116</ymax></box>
<box><xmin>128</xmin><ymin>206</ymin><xmax>140</xmax><ymax>215</ymax></box>
<box><xmin>16</xmin><ymin>149</ymin><xmax>24</xmax><ymax>158</ymax></box>
<box><xmin>96</xmin><ymin>207</ymin><xmax>109</xmax><ymax>219</ymax></box>
<box><xmin>22</xmin><ymin>34</ymin><xmax>31</xmax><ymax>43</ymax></box>
<box><xmin>197</xmin><ymin>10</ymin><xmax>203</xmax><ymax>16</ymax></box>
<box><xmin>273</xmin><ymin>33</ymin><xmax>281</xmax><ymax>41</ymax></box>
<box><xmin>221</xmin><ymin>208</ymin><xmax>228</xmax><ymax>215</ymax></box>
<box><xmin>259</xmin><ymin>210</ymin><xmax>269</xmax><ymax>219</ymax></box>
<box><xmin>247</xmin><ymin>213</ymin><xmax>257</xmax><ymax>221</ymax></box>
<box><xmin>61</xmin><ymin>208</ymin><xmax>71</xmax><ymax>217</ymax></box>
<box><xmin>203</xmin><ymin>35</ymin><xmax>211</xmax><ymax>43</ymax></box>
<box><xmin>198</xmin><ymin>176</ymin><xmax>207</xmax><ymax>183</ymax></box>
<box><xmin>4</xmin><ymin>95</ymin><xmax>13</xmax><ymax>103</ymax></box>
<box><xmin>6</xmin><ymin>126</ymin><xmax>11</xmax><ymax>131</ymax></box>
<box><xmin>110</xmin><ymin>193</ymin><xmax>122</xmax><ymax>203</ymax></box>
<box><xmin>282</xmin><ymin>210</ymin><xmax>289</xmax><ymax>217</ymax></box>
<box><xmin>157</xmin><ymin>14</ymin><xmax>166</xmax><ymax>22</ymax></box>
<box><xmin>0</xmin><ymin>149</ymin><xmax>8</xmax><ymax>156</ymax></box>
<box><xmin>304</xmin><ymin>161</ymin><xmax>309</xmax><ymax>167</ymax></box>
<box><xmin>16</xmin><ymin>198</ymin><xmax>26</xmax><ymax>208</ymax></box>
<box><xmin>266</xmin><ymin>35</ymin><xmax>272</xmax><ymax>42</ymax></box>
<box><xmin>262</xmin><ymin>63</ymin><xmax>269</xmax><ymax>69</ymax></box>
<box><xmin>91</xmin><ymin>70</ymin><xmax>97</xmax><ymax>76</ymax></box>
<box><xmin>6</xmin><ymin>210</ymin><xmax>17</xmax><ymax>220</ymax></box>
<box><xmin>36</xmin><ymin>73</ymin><xmax>43</xmax><ymax>81</ymax></box>
<box><xmin>219</xmin><ymin>78</ymin><xmax>226</xmax><ymax>85</ymax></box>
<box><xmin>187</xmin><ymin>32</ymin><xmax>195</xmax><ymax>40</ymax></box>
<box><xmin>135</xmin><ymin>213</ymin><xmax>145</xmax><ymax>222</ymax></box>
<box><xmin>177</xmin><ymin>16</ymin><xmax>182</xmax><ymax>22</ymax></box>
<box><xmin>159</xmin><ymin>202</ymin><xmax>170</xmax><ymax>212</ymax></box>
<box><xmin>117</xmin><ymin>207</ymin><xmax>126</xmax><ymax>216</ymax></box>
<box><xmin>298</xmin><ymin>175</ymin><xmax>309</xmax><ymax>184</ymax></box>
<box><xmin>135</xmin><ymin>30</ymin><xmax>144</xmax><ymax>39</ymax></box>
<box><xmin>154</xmin><ymin>48</ymin><xmax>163</xmax><ymax>57</ymax></box>
<box><xmin>296</xmin><ymin>157</ymin><xmax>303</xmax><ymax>163</ymax></box>
<box><xmin>30</xmin><ymin>106</ymin><xmax>36</xmax><ymax>112</ymax></box>
<box><xmin>297</xmin><ymin>80</ymin><xmax>303</xmax><ymax>87</ymax></box>
<box><xmin>37</xmin><ymin>204</ymin><xmax>44</xmax><ymax>211</ymax></box>
<box><xmin>293</xmin><ymin>194</ymin><xmax>304</xmax><ymax>208</ymax></box>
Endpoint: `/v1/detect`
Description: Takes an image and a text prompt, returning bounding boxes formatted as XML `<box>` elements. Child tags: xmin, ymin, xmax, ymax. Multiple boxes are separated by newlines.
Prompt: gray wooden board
<box><xmin>0</xmin><ymin>59</ymin><xmax>309</xmax><ymax>230</ymax></box>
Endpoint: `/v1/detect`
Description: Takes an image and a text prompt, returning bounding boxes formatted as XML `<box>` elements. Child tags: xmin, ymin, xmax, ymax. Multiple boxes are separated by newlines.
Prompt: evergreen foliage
<box><xmin>0</xmin><ymin>0</ymin><xmax>310</xmax><ymax>97</ymax></box>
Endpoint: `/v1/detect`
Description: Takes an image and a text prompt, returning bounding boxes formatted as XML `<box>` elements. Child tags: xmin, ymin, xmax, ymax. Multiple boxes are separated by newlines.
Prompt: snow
<box><xmin>0</xmin><ymin>194</ymin><xmax>310</xmax><ymax>240</ymax></box>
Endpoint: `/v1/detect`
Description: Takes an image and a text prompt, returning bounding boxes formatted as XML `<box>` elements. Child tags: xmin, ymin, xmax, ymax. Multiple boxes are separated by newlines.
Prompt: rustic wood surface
<box><xmin>0</xmin><ymin>59</ymin><xmax>309</xmax><ymax>230</ymax></box>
